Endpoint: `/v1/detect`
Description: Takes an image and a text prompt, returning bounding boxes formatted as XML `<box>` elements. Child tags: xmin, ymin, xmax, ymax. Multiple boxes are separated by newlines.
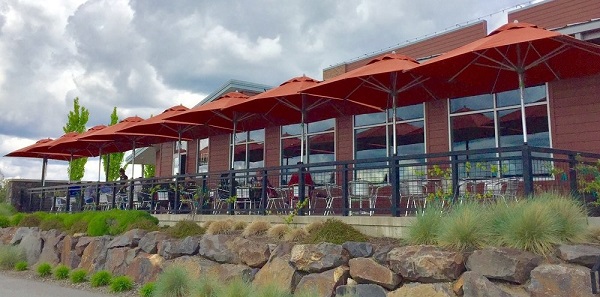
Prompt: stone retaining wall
<box><xmin>1</xmin><ymin>226</ymin><xmax>599</xmax><ymax>297</ymax></box>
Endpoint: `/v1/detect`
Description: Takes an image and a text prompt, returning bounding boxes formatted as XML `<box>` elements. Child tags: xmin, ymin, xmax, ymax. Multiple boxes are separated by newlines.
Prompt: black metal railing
<box><xmin>22</xmin><ymin>145</ymin><xmax>600</xmax><ymax>217</ymax></box>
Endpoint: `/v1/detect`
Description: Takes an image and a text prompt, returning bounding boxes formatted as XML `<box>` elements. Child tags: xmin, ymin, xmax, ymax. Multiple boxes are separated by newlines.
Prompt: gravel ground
<box><xmin>0</xmin><ymin>269</ymin><xmax>140</xmax><ymax>297</ymax></box>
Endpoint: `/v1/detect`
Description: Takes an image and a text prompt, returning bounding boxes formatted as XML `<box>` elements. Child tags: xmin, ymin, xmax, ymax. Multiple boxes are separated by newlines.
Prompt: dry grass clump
<box><xmin>267</xmin><ymin>224</ymin><xmax>289</xmax><ymax>240</ymax></box>
<box><xmin>201</xmin><ymin>220</ymin><xmax>214</xmax><ymax>229</ymax></box>
<box><xmin>587</xmin><ymin>226</ymin><xmax>600</xmax><ymax>243</ymax></box>
<box><xmin>304</xmin><ymin>220</ymin><xmax>325</xmax><ymax>234</ymax></box>
<box><xmin>242</xmin><ymin>221</ymin><xmax>271</xmax><ymax>237</ymax></box>
<box><xmin>284</xmin><ymin>228</ymin><xmax>309</xmax><ymax>242</ymax></box>
<box><xmin>206</xmin><ymin>220</ymin><xmax>235</xmax><ymax>235</ymax></box>
<box><xmin>232</xmin><ymin>220</ymin><xmax>248</xmax><ymax>231</ymax></box>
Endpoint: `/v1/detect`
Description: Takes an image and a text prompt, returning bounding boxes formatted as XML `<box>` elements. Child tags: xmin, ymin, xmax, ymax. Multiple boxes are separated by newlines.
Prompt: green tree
<box><xmin>144</xmin><ymin>164</ymin><xmax>156</xmax><ymax>178</ymax></box>
<box><xmin>0</xmin><ymin>169</ymin><xmax>6</xmax><ymax>203</ymax></box>
<box><xmin>102</xmin><ymin>107</ymin><xmax>124</xmax><ymax>181</ymax></box>
<box><xmin>63</xmin><ymin>97</ymin><xmax>89</xmax><ymax>181</ymax></box>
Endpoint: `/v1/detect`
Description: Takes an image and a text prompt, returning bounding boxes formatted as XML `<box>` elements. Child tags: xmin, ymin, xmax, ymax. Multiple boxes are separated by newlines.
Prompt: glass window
<box><xmin>497</xmin><ymin>85</ymin><xmax>547</xmax><ymax>107</ymax></box>
<box><xmin>355</xmin><ymin>111</ymin><xmax>387</xmax><ymax>127</ymax></box>
<box><xmin>173</xmin><ymin>141</ymin><xmax>188</xmax><ymax>175</ymax></box>
<box><xmin>197</xmin><ymin>138</ymin><xmax>209</xmax><ymax>173</ymax></box>
<box><xmin>231</xmin><ymin>129</ymin><xmax>264</xmax><ymax>172</ymax></box>
<box><xmin>450</xmin><ymin>93</ymin><xmax>494</xmax><ymax>113</ymax></box>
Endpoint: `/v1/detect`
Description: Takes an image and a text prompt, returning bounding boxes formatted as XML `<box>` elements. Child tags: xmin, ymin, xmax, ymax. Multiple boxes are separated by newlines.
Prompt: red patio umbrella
<box><xmin>228</xmin><ymin>75</ymin><xmax>381</xmax><ymax>163</ymax></box>
<box><xmin>303</xmin><ymin>54</ymin><xmax>442</xmax><ymax>156</ymax></box>
<box><xmin>79</xmin><ymin>116</ymin><xmax>180</xmax><ymax>179</ymax></box>
<box><xmin>119</xmin><ymin>105</ymin><xmax>232</xmax><ymax>174</ymax></box>
<box><xmin>413</xmin><ymin>21</ymin><xmax>600</xmax><ymax>144</ymax></box>
<box><xmin>5</xmin><ymin>138</ymin><xmax>86</xmax><ymax>185</ymax></box>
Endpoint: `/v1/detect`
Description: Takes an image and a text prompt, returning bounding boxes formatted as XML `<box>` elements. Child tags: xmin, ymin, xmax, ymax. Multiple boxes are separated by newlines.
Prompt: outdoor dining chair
<box><xmin>348</xmin><ymin>180</ymin><xmax>374</xmax><ymax>216</ymax></box>
<box><xmin>402</xmin><ymin>180</ymin><xmax>427</xmax><ymax>216</ymax></box>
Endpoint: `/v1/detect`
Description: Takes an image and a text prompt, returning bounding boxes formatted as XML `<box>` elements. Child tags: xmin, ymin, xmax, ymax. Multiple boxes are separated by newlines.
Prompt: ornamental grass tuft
<box><xmin>153</xmin><ymin>266</ymin><xmax>192</xmax><ymax>297</ymax></box>
<box><xmin>242</xmin><ymin>221</ymin><xmax>271</xmax><ymax>237</ymax></box>
<box><xmin>284</xmin><ymin>227</ymin><xmax>308</xmax><ymax>242</ymax></box>
<box><xmin>436</xmin><ymin>202</ymin><xmax>491</xmax><ymax>251</ymax></box>
<box><xmin>53</xmin><ymin>264</ymin><xmax>70</xmax><ymax>280</ymax></box>
<box><xmin>110</xmin><ymin>275</ymin><xmax>134</xmax><ymax>292</ymax></box>
<box><xmin>0</xmin><ymin>244</ymin><xmax>26</xmax><ymax>270</ymax></box>
<box><xmin>90</xmin><ymin>270</ymin><xmax>112</xmax><ymax>287</ymax></box>
<box><xmin>70</xmin><ymin>268</ymin><xmax>87</xmax><ymax>283</ymax></box>
<box><xmin>14</xmin><ymin>261</ymin><xmax>28</xmax><ymax>271</ymax></box>
<box><xmin>165</xmin><ymin>220</ymin><xmax>205</xmax><ymax>238</ymax></box>
<box><xmin>36</xmin><ymin>262</ymin><xmax>52</xmax><ymax>277</ymax></box>
<box><xmin>206</xmin><ymin>220</ymin><xmax>235</xmax><ymax>235</ymax></box>
<box><xmin>139</xmin><ymin>282</ymin><xmax>155</xmax><ymax>297</ymax></box>
<box><xmin>306</xmin><ymin>218</ymin><xmax>368</xmax><ymax>244</ymax></box>
<box><xmin>267</xmin><ymin>224</ymin><xmax>289</xmax><ymax>240</ymax></box>
<box><xmin>536</xmin><ymin>192</ymin><xmax>588</xmax><ymax>243</ymax></box>
<box><xmin>406</xmin><ymin>204</ymin><xmax>443</xmax><ymax>245</ymax></box>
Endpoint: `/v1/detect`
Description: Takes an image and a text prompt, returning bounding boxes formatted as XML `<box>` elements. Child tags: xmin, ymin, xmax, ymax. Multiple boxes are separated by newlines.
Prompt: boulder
<box><xmin>349</xmin><ymin>257</ymin><xmax>400</xmax><ymax>290</ymax></box>
<box><xmin>290</xmin><ymin>242</ymin><xmax>349</xmax><ymax>273</ymax></box>
<box><xmin>295</xmin><ymin>266</ymin><xmax>348</xmax><ymax>297</ymax></box>
<box><xmin>0</xmin><ymin>227</ymin><xmax>17</xmax><ymax>245</ymax></box>
<box><xmin>253</xmin><ymin>256</ymin><xmax>303</xmax><ymax>294</ymax></box>
<box><xmin>268</xmin><ymin>242</ymin><xmax>294</xmax><ymax>260</ymax></box>
<box><xmin>138</xmin><ymin>231</ymin><xmax>169</xmax><ymax>254</ymax></box>
<box><xmin>61</xmin><ymin>235</ymin><xmax>79</xmax><ymax>267</ymax></box>
<box><xmin>126</xmin><ymin>253</ymin><xmax>164</xmax><ymax>284</ymax></box>
<box><xmin>335</xmin><ymin>284</ymin><xmax>387</xmax><ymax>297</ymax></box>
<box><xmin>105</xmin><ymin>247</ymin><xmax>141</xmax><ymax>275</ymax></box>
<box><xmin>10</xmin><ymin>227</ymin><xmax>37</xmax><ymax>245</ymax></box>
<box><xmin>556</xmin><ymin>244</ymin><xmax>600</xmax><ymax>268</ymax></box>
<box><xmin>165</xmin><ymin>256</ymin><xmax>219</xmax><ymax>279</ymax></box>
<box><xmin>198</xmin><ymin>234</ymin><xmax>240</xmax><ymax>264</ymax></box>
<box><xmin>461</xmin><ymin>271</ymin><xmax>515</xmax><ymax>297</ymax></box>
<box><xmin>342</xmin><ymin>242</ymin><xmax>374</xmax><ymax>258</ymax></box>
<box><xmin>158</xmin><ymin>236</ymin><xmax>200</xmax><ymax>260</ymax></box>
<box><xmin>231</xmin><ymin>237</ymin><xmax>270</xmax><ymax>268</ymax></box>
<box><xmin>388</xmin><ymin>282</ymin><xmax>454</xmax><ymax>297</ymax></box>
<box><xmin>527</xmin><ymin>264</ymin><xmax>594</xmax><ymax>297</ymax></box>
<box><xmin>466</xmin><ymin>247</ymin><xmax>541</xmax><ymax>284</ymax></box>
<box><xmin>372</xmin><ymin>244</ymin><xmax>394</xmax><ymax>265</ymax></box>
<box><xmin>108</xmin><ymin>229</ymin><xmax>148</xmax><ymax>249</ymax></box>
<box><xmin>74</xmin><ymin>236</ymin><xmax>94</xmax><ymax>255</ymax></box>
<box><xmin>208</xmin><ymin>263</ymin><xmax>255</xmax><ymax>282</ymax></box>
<box><xmin>79</xmin><ymin>235</ymin><xmax>111</xmax><ymax>272</ymax></box>
<box><xmin>37</xmin><ymin>229</ymin><xmax>65</xmax><ymax>265</ymax></box>
<box><xmin>388</xmin><ymin>245</ymin><xmax>465</xmax><ymax>282</ymax></box>
<box><xmin>17</xmin><ymin>228</ymin><xmax>42</xmax><ymax>265</ymax></box>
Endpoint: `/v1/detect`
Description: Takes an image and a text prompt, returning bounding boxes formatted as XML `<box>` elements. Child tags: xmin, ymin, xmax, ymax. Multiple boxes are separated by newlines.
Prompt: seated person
<box><xmin>287</xmin><ymin>162</ymin><xmax>314</xmax><ymax>200</ymax></box>
<box><xmin>251</xmin><ymin>171</ymin><xmax>278</xmax><ymax>199</ymax></box>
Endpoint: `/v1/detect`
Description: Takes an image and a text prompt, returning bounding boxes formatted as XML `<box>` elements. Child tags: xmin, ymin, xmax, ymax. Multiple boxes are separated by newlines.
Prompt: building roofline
<box><xmin>198</xmin><ymin>79</ymin><xmax>273</xmax><ymax>106</ymax></box>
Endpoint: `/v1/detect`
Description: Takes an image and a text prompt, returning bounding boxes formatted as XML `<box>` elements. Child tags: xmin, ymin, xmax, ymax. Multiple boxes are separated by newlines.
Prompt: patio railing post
<box><xmin>228</xmin><ymin>172</ymin><xmax>235</xmax><ymax>215</ymax></box>
<box><xmin>111</xmin><ymin>183</ymin><xmax>117</xmax><ymax>209</ymax></box>
<box><xmin>298</xmin><ymin>165</ymin><xmax>306</xmax><ymax>216</ymax></box>
<box><xmin>201</xmin><ymin>174</ymin><xmax>208</xmax><ymax>215</ymax></box>
<box><xmin>66</xmin><ymin>188</ymin><xmax>71</xmax><ymax>212</ymax></box>
<box><xmin>451</xmin><ymin>154</ymin><xmax>459</xmax><ymax>204</ymax></box>
<box><xmin>391</xmin><ymin>157</ymin><xmax>400</xmax><ymax>217</ymax></box>
<box><xmin>522</xmin><ymin>145</ymin><xmax>534</xmax><ymax>197</ymax></box>
<box><xmin>174</xmin><ymin>176</ymin><xmax>180</xmax><ymax>214</ymax></box>
<box><xmin>128</xmin><ymin>182</ymin><xmax>134</xmax><ymax>210</ymax></box>
<box><xmin>260</xmin><ymin>170</ymin><xmax>267</xmax><ymax>215</ymax></box>
<box><xmin>569</xmin><ymin>153</ymin><xmax>579</xmax><ymax>197</ymax></box>
<box><xmin>342</xmin><ymin>164</ymin><xmax>349</xmax><ymax>216</ymax></box>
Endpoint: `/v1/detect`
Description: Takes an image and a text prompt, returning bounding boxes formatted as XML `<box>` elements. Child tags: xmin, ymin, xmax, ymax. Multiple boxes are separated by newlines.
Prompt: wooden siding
<box><xmin>509</xmin><ymin>0</ymin><xmax>600</xmax><ymax>30</ymax></box>
<box><xmin>549</xmin><ymin>73</ymin><xmax>600</xmax><ymax>153</ymax></box>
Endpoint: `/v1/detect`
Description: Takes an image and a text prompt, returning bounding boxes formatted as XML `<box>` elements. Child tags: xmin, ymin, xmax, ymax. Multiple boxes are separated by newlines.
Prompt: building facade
<box><xmin>153</xmin><ymin>0</ymin><xmax>600</xmax><ymax>181</ymax></box>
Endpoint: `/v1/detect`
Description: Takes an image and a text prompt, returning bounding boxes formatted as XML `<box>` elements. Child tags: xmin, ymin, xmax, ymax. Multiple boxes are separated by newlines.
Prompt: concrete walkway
<box><xmin>0</xmin><ymin>273</ymin><xmax>110</xmax><ymax>297</ymax></box>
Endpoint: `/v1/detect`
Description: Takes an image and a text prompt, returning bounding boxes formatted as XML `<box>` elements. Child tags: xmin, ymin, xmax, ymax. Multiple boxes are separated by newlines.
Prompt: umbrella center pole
<box><xmin>301</xmin><ymin>95</ymin><xmax>306</xmax><ymax>163</ymax></box>
<box><xmin>518</xmin><ymin>71</ymin><xmax>529</xmax><ymax>144</ymax></box>
<box><xmin>392</xmin><ymin>94</ymin><xmax>398</xmax><ymax>156</ymax></box>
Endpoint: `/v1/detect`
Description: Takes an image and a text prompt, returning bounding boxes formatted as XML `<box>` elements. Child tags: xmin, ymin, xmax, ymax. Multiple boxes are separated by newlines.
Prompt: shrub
<box><xmin>0</xmin><ymin>245</ymin><xmax>26</xmax><ymax>270</ymax></box>
<box><xmin>14</xmin><ymin>261</ymin><xmax>28</xmax><ymax>271</ymax></box>
<box><xmin>165</xmin><ymin>220</ymin><xmax>205</xmax><ymax>238</ymax></box>
<box><xmin>70</xmin><ymin>269</ymin><xmax>87</xmax><ymax>283</ymax></box>
<box><xmin>304</xmin><ymin>220</ymin><xmax>325</xmax><ymax>234</ymax></box>
<box><xmin>537</xmin><ymin>192</ymin><xmax>588</xmax><ymax>243</ymax></box>
<box><xmin>242</xmin><ymin>221</ymin><xmax>271</xmax><ymax>237</ymax></box>
<box><xmin>267</xmin><ymin>224</ymin><xmax>289</xmax><ymax>240</ymax></box>
<box><xmin>406</xmin><ymin>204</ymin><xmax>443</xmax><ymax>245</ymax></box>
<box><xmin>139</xmin><ymin>282</ymin><xmax>155</xmax><ymax>297</ymax></box>
<box><xmin>494</xmin><ymin>200</ymin><xmax>561</xmax><ymax>255</ymax></box>
<box><xmin>40</xmin><ymin>217</ymin><xmax>65</xmax><ymax>231</ymax></box>
<box><xmin>307</xmin><ymin>219</ymin><xmax>368</xmax><ymax>245</ymax></box>
<box><xmin>37</xmin><ymin>262</ymin><xmax>52</xmax><ymax>277</ymax></box>
<box><xmin>0</xmin><ymin>216</ymin><xmax>10</xmax><ymax>228</ymax></box>
<box><xmin>206</xmin><ymin>220</ymin><xmax>234</xmax><ymax>235</ymax></box>
<box><xmin>127</xmin><ymin>218</ymin><xmax>159</xmax><ymax>232</ymax></box>
<box><xmin>284</xmin><ymin>228</ymin><xmax>308</xmax><ymax>242</ymax></box>
<box><xmin>69</xmin><ymin>220</ymin><xmax>89</xmax><ymax>235</ymax></box>
<box><xmin>0</xmin><ymin>203</ymin><xmax>16</xmax><ymax>216</ymax></box>
<box><xmin>153</xmin><ymin>266</ymin><xmax>192</xmax><ymax>297</ymax></box>
<box><xmin>87</xmin><ymin>210</ymin><xmax>160</xmax><ymax>236</ymax></box>
<box><xmin>18</xmin><ymin>214</ymin><xmax>41</xmax><ymax>227</ymax></box>
<box><xmin>53</xmin><ymin>264</ymin><xmax>70</xmax><ymax>280</ymax></box>
<box><xmin>588</xmin><ymin>226</ymin><xmax>600</xmax><ymax>243</ymax></box>
<box><xmin>110</xmin><ymin>275</ymin><xmax>134</xmax><ymax>292</ymax></box>
<box><xmin>10</xmin><ymin>213</ymin><xmax>24</xmax><ymax>226</ymax></box>
<box><xmin>213</xmin><ymin>277</ymin><xmax>255</xmax><ymax>297</ymax></box>
<box><xmin>201</xmin><ymin>220</ymin><xmax>214</xmax><ymax>229</ymax></box>
<box><xmin>436</xmin><ymin>202</ymin><xmax>490</xmax><ymax>251</ymax></box>
<box><xmin>90</xmin><ymin>270</ymin><xmax>112</xmax><ymax>287</ymax></box>
<box><xmin>232</xmin><ymin>220</ymin><xmax>247</xmax><ymax>231</ymax></box>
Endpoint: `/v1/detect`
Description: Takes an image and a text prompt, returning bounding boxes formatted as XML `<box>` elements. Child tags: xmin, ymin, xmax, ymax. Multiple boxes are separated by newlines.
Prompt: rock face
<box><xmin>335</xmin><ymin>284</ymin><xmax>387</xmax><ymax>297</ymax></box>
<box><xmin>208</xmin><ymin>263</ymin><xmax>255</xmax><ymax>282</ymax></box>
<box><xmin>295</xmin><ymin>266</ymin><xmax>348</xmax><ymax>297</ymax></box>
<box><xmin>388</xmin><ymin>245</ymin><xmax>465</xmax><ymax>282</ymax></box>
<box><xmin>108</xmin><ymin>229</ymin><xmax>147</xmax><ymax>249</ymax></box>
<box><xmin>527</xmin><ymin>264</ymin><xmax>595</xmax><ymax>297</ymax></box>
<box><xmin>556</xmin><ymin>244</ymin><xmax>600</xmax><ymax>268</ymax></box>
<box><xmin>349</xmin><ymin>257</ymin><xmax>400</xmax><ymax>290</ymax></box>
<box><xmin>388</xmin><ymin>282</ymin><xmax>454</xmax><ymax>297</ymax></box>
<box><xmin>253</xmin><ymin>256</ymin><xmax>302</xmax><ymax>294</ymax></box>
<box><xmin>342</xmin><ymin>242</ymin><xmax>374</xmax><ymax>258</ymax></box>
<box><xmin>138</xmin><ymin>231</ymin><xmax>169</xmax><ymax>254</ymax></box>
<box><xmin>198</xmin><ymin>234</ymin><xmax>240</xmax><ymax>264</ymax></box>
<box><xmin>79</xmin><ymin>236</ymin><xmax>111</xmax><ymax>272</ymax></box>
<box><xmin>461</xmin><ymin>271</ymin><xmax>515</xmax><ymax>297</ymax></box>
<box><xmin>290</xmin><ymin>242</ymin><xmax>349</xmax><ymax>273</ymax></box>
<box><xmin>126</xmin><ymin>253</ymin><xmax>164</xmax><ymax>284</ymax></box>
<box><xmin>466</xmin><ymin>247</ymin><xmax>542</xmax><ymax>284</ymax></box>
<box><xmin>166</xmin><ymin>256</ymin><xmax>218</xmax><ymax>279</ymax></box>
<box><xmin>38</xmin><ymin>230</ymin><xmax>65</xmax><ymax>265</ymax></box>
<box><xmin>231</xmin><ymin>237</ymin><xmax>270</xmax><ymax>268</ymax></box>
<box><xmin>61</xmin><ymin>235</ymin><xmax>80</xmax><ymax>268</ymax></box>
<box><xmin>158</xmin><ymin>236</ymin><xmax>199</xmax><ymax>260</ymax></box>
<box><xmin>17</xmin><ymin>228</ymin><xmax>43</xmax><ymax>265</ymax></box>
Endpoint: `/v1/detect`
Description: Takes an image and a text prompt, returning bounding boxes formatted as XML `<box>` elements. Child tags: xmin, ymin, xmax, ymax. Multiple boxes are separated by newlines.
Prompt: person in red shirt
<box><xmin>287</xmin><ymin>162</ymin><xmax>314</xmax><ymax>186</ymax></box>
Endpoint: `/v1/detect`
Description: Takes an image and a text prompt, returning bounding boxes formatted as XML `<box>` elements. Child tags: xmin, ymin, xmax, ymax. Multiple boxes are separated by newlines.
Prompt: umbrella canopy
<box><xmin>80</xmin><ymin>116</ymin><xmax>180</xmax><ymax>179</ymax></box>
<box><xmin>229</xmin><ymin>75</ymin><xmax>381</xmax><ymax>162</ymax></box>
<box><xmin>414</xmin><ymin>21</ymin><xmax>600</xmax><ymax>144</ymax></box>
<box><xmin>302</xmin><ymin>54</ymin><xmax>440</xmax><ymax>155</ymax></box>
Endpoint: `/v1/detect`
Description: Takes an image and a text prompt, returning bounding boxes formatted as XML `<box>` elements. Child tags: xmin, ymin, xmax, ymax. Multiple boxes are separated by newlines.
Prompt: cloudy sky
<box><xmin>0</xmin><ymin>0</ymin><xmax>540</xmax><ymax>182</ymax></box>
